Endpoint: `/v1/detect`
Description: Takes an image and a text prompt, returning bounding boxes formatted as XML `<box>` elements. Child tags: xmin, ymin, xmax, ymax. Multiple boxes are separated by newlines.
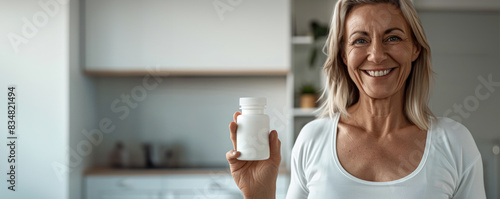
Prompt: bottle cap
<box><xmin>239</xmin><ymin>97</ymin><xmax>266</xmax><ymax>106</ymax></box>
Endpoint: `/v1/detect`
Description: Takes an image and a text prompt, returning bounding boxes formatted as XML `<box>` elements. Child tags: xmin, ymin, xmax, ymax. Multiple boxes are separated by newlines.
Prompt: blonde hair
<box><xmin>318</xmin><ymin>0</ymin><xmax>435</xmax><ymax>130</ymax></box>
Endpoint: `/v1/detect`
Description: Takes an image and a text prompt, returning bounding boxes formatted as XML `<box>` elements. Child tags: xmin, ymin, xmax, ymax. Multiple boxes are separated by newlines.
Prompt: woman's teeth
<box><xmin>365</xmin><ymin>69</ymin><xmax>393</xmax><ymax>77</ymax></box>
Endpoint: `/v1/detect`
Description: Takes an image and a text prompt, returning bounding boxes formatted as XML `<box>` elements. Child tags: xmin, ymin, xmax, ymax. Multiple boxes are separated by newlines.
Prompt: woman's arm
<box><xmin>452</xmin><ymin>156</ymin><xmax>486</xmax><ymax>199</ymax></box>
<box><xmin>286</xmin><ymin>143</ymin><xmax>309</xmax><ymax>199</ymax></box>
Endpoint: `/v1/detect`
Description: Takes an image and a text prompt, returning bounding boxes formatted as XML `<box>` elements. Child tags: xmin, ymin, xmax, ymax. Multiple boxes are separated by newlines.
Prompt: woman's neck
<box><xmin>344</xmin><ymin>88</ymin><xmax>411</xmax><ymax>137</ymax></box>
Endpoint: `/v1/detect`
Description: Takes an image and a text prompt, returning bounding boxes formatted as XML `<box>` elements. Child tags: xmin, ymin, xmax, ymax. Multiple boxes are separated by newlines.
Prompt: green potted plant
<box><xmin>300</xmin><ymin>84</ymin><xmax>318</xmax><ymax>108</ymax></box>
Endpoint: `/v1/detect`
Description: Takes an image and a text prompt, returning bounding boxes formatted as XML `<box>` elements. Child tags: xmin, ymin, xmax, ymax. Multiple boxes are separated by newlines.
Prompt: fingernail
<box><xmin>232</xmin><ymin>151</ymin><xmax>237</xmax><ymax>156</ymax></box>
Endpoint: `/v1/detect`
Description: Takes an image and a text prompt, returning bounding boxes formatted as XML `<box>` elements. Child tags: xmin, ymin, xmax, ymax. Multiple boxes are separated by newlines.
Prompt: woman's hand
<box><xmin>226</xmin><ymin>111</ymin><xmax>281</xmax><ymax>199</ymax></box>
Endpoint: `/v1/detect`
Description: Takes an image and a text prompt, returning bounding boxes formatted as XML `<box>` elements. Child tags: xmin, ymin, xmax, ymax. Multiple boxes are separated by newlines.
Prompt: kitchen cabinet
<box><xmin>85</xmin><ymin>176</ymin><xmax>163</xmax><ymax>199</ymax></box>
<box><xmin>414</xmin><ymin>0</ymin><xmax>500</xmax><ymax>10</ymax></box>
<box><xmin>161</xmin><ymin>174</ymin><xmax>243</xmax><ymax>199</ymax></box>
<box><xmin>168</xmin><ymin>193</ymin><xmax>240</xmax><ymax>199</ymax></box>
<box><xmin>84</xmin><ymin>0</ymin><xmax>290</xmax><ymax>75</ymax></box>
<box><xmin>162</xmin><ymin>190</ymin><xmax>242</xmax><ymax>199</ymax></box>
<box><xmin>101</xmin><ymin>191</ymin><xmax>161</xmax><ymax>199</ymax></box>
<box><xmin>85</xmin><ymin>169</ymin><xmax>289</xmax><ymax>199</ymax></box>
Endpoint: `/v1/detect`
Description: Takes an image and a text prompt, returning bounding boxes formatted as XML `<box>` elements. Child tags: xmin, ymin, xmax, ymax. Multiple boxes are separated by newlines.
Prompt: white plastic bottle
<box><xmin>236</xmin><ymin>97</ymin><xmax>270</xmax><ymax>160</ymax></box>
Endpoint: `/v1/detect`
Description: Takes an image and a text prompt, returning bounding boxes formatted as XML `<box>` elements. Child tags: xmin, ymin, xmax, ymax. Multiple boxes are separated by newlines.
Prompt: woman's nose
<box><xmin>367</xmin><ymin>40</ymin><xmax>387</xmax><ymax>64</ymax></box>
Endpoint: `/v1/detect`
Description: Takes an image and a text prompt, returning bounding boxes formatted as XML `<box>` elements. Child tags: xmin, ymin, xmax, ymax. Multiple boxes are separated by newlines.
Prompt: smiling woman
<box><xmin>226</xmin><ymin>0</ymin><xmax>487</xmax><ymax>198</ymax></box>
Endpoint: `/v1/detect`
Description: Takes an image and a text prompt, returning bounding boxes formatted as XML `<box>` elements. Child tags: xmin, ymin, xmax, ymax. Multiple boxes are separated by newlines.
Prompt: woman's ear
<box><xmin>341</xmin><ymin>51</ymin><xmax>347</xmax><ymax>65</ymax></box>
<box><xmin>411</xmin><ymin>43</ymin><xmax>421</xmax><ymax>62</ymax></box>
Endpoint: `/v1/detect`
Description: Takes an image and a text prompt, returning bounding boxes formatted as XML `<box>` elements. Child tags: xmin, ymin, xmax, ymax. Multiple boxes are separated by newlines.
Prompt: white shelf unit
<box><xmin>293</xmin><ymin>108</ymin><xmax>319</xmax><ymax>117</ymax></box>
<box><xmin>290</xmin><ymin>0</ymin><xmax>334</xmax><ymax>146</ymax></box>
<box><xmin>291</xmin><ymin>36</ymin><xmax>313</xmax><ymax>45</ymax></box>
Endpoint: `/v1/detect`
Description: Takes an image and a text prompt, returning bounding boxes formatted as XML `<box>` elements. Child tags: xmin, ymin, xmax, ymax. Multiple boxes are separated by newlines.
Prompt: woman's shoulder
<box><xmin>294</xmin><ymin>115</ymin><xmax>339</xmax><ymax>148</ymax></box>
<box><xmin>430</xmin><ymin>117</ymin><xmax>481</xmax><ymax>167</ymax></box>
<box><xmin>299</xmin><ymin>113</ymin><xmax>339</xmax><ymax>137</ymax></box>
<box><xmin>301</xmin><ymin>117</ymin><xmax>335</xmax><ymax>134</ymax></box>
<box><xmin>291</xmin><ymin>116</ymin><xmax>337</xmax><ymax>160</ymax></box>
<box><xmin>431</xmin><ymin>117</ymin><xmax>476</xmax><ymax>144</ymax></box>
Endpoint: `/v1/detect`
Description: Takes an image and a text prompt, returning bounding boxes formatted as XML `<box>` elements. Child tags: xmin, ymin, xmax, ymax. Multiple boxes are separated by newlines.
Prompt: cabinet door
<box><xmin>163</xmin><ymin>174</ymin><xmax>288</xmax><ymax>199</ymax></box>
<box><xmin>101</xmin><ymin>191</ymin><xmax>160</xmax><ymax>199</ymax></box>
<box><xmin>86</xmin><ymin>176</ymin><xmax>162</xmax><ymax>199</ymax></box>
<box><xmin>84</xmin><ymin>0</ymin><xmax>290</xmax><ymax>74</ymax></box>
<box><xmin>414</xmin><ymin>0</ymin><xmax>500</xmax><ymax>10</ymax></box>
<box><xmin>173</xmin><ymin>192</ymin><xmax>242</xmax><ymax>199</ymax></box>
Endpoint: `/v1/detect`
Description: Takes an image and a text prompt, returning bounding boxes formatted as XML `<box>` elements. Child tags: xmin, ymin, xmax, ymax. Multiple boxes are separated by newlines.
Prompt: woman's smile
<box><xmin>362</xmin><ymin>68</ymin><xmax>395</xmax><ymax>78</ymax></box>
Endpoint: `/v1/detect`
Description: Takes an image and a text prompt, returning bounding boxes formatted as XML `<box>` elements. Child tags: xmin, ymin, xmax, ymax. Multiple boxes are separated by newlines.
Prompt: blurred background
<box><xmin>0</xmin><ymin>0</ymin><xmax>499</xmax><ymax>198</ymax></box>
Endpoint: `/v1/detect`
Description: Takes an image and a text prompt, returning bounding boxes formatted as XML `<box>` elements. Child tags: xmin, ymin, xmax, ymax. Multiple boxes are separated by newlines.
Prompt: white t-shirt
<box><xmin>287</xmin><ymin>113</ymin><xmax>486</xmax><ymax>199</ymax></box>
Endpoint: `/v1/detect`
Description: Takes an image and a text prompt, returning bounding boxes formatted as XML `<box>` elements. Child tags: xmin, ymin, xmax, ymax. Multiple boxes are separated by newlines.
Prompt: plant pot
<box><xmin>300</xmin><ymin>94</ymin><xmax>317</xmax><ymax>108</ymax></box>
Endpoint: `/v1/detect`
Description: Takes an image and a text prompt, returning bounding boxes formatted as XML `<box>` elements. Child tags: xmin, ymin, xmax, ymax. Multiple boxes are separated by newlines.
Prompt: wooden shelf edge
<box><xmin>84</xmin><ymin>69</ymin><xmax>290</xmax><ymax>77</ymax></box>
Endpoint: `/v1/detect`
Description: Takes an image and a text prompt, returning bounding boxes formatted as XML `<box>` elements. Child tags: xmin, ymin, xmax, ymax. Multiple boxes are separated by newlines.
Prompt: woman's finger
<box><xmin>233</xmin><ymin>111</ymin><xmax>242</xmax><ymax>122</ymax></box>
<box><xmin>226</xmin><ymin>149</ymin><xmax>241</xmax><ymax>164</ymax></box>
<box><xmin>229</xmin><ymin>121</ymin><xmax>238</xmax><ymax>150</ymax></box>
<box><xmin>269</xmin><ymin>130</ymin><xmax>281</xmax><ymax>162</ymax></box>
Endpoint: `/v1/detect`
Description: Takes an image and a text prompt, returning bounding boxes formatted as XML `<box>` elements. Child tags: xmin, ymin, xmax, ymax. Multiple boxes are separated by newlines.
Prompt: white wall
<box><xmin>0</xmin><ymin>0</ymin><xmax>69</xmax><ymax>198</ymax></box>
<box><xmin>69</xmin><ymin>0</ymin><xmax>97</xmax><ymax>199</ymax></box>
<box><xmin>92</xmin><ymin>76</ymin><xmax>288</xmax><ymax>168</ymax></box>
<box><xmin>420</xmin><ymin>11</ymin><xmax>500</xmax><ymax>198</ymax></box>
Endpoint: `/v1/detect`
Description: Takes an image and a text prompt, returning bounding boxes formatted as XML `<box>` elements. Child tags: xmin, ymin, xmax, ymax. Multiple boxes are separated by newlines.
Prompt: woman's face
<box><xmin>342</xmin><ymin>3</ymin><xmax>420</xmax><ymax>100</ymax></box>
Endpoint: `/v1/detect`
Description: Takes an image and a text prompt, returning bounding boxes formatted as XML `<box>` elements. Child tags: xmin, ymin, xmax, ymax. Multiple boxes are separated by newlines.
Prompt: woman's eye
<box><xmin>386</xmin><ymin>36</ymin><xmax>402</xmax><ymax>42</ymax></box>
<box><xmin>353</xmin><ymin>39</ymin><xmax>368</xmax><ymax>45</ymax></box>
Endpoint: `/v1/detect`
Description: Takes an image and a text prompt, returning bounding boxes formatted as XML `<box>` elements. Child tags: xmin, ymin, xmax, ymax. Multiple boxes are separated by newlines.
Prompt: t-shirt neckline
<box><xmin>331</xmin><ymin>113</ymin><xmax>432</xmax><ymax>185</ymax></box>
